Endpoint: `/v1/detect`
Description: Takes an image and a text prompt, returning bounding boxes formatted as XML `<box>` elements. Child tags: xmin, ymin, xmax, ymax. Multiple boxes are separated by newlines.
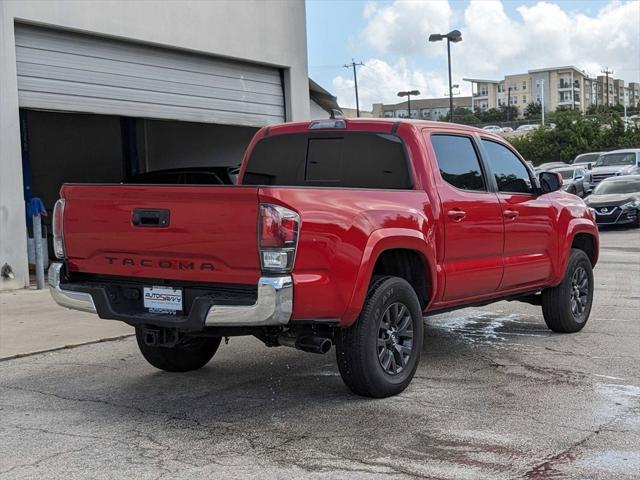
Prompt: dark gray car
<box><xmin>584</xmin><ymin>175</ymin><xmax>640</xmax><ymax>227</ymax></box>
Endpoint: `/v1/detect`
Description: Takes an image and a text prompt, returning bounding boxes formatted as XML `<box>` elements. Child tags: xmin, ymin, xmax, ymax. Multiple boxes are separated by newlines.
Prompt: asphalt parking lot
<box><xmin>1</xmin><ymin>227</ymin><xmax>639</xmax><ymax>479</ymax></box>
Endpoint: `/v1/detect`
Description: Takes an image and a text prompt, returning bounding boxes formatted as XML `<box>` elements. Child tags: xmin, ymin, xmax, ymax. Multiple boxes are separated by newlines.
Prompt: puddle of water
<box><xmin>574</xmin><ymin>450</ymin><xmax>640</xmax><ymax>475</ymax></box>
<box><xmin>596</xmin><ymin>383</ymin><xmax>640</xmax><ymax>406</ymax></box>
<box><xmin>428</xmin><ymin>310</ymin><xmax>548</xmax><ymax>345</ymax></box>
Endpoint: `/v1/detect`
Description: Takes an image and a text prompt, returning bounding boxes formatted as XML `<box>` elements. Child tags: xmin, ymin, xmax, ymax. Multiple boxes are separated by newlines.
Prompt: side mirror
<box><xmin>539</xmin><ymin>171</ymin><xmax>563</xmax><ymax>194</ymax></box>
<box><xmin>587</xmin><ymin>163</ymin><xmax>593</xmax><ymax>170</ymax></box>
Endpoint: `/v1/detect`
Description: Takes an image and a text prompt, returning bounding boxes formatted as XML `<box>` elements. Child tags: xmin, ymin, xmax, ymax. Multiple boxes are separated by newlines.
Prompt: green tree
<box><xmin>508</xmin><ymin>111</ymin><xmax>640</xmax><ymax>165</ymax></box>
<box><xmin>524</xmin><ymin>101</ymin><xmax>542</xmax><ymax>119</ymax></box>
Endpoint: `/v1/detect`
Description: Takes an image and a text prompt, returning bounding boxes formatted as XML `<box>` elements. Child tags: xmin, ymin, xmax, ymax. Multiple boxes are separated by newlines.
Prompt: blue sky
<box><xmin>306</xmin><ymin>0</ymin><xmax>640</xmax><ymax>109</ymax></box>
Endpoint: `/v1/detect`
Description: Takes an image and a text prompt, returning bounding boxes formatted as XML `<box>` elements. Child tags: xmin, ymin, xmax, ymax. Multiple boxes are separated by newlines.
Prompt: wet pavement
<box><xmin>1</xmin><ymin>228</ymin><xmax>638</xmax><ymax>479</ymax></box>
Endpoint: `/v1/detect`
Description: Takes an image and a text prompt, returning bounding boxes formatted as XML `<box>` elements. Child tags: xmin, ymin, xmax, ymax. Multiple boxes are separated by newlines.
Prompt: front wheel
<box><xmin>541</xmin><ymin>249</ymin><xmax>594</xmax><ymax>333</ymax></box>
<box><xmin>136</xmin><ymin>328</ymin><xmax>221</xmax><ymax>372</ymax></box>
<box><xmin>335</xmin><ymin>276</ymin><xmax>424</xmax><ymax>398</ymax></box>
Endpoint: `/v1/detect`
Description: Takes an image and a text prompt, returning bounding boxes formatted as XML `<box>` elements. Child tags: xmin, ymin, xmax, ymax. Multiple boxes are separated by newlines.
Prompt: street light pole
<box><xmin>447</xmin><ymin>38</ymin><xmax>453</xmax><ymax>122</ymax></box>
<box><xmin>397</xmin><ymin>90</ymin><xmax>421</xmax><ymax>118</ymax></box>
<box><xmin>429</xmin><ymin>30</ymin><xmax>462</xmax><ymax>123</ymax></box>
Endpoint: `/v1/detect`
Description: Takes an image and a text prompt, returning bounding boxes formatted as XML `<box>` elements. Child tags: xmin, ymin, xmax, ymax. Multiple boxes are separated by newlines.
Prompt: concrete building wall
<box><xmin>309</xmin><ymin>99</ymin><xmax>329</xmax><ymax>119</ymax></box>
<box><xmin>0</xmin><ymin>0</ymin><xmax>309</xmax><ymax>289</ymax></box>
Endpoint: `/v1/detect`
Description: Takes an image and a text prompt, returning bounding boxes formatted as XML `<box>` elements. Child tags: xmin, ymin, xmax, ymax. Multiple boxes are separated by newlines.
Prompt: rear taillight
<box><xmin>259</xmin><ymin>204</ymin><xmax>300</xmax><ymax>273</ymax></box>
<box><xmin>52</xmin><ymin>199</ymin><xmax>65</xmax><ymax>259</ymax></box>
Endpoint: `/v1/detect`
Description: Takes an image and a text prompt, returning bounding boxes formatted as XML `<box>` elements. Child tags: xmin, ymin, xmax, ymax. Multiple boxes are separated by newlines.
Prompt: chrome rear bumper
<box><xmin>48</xmin><ymin>262</ymin><xmax>97</xmax><ymax>313</ymax></box>
<box><xmin>48</xmin><ymin>262</ymin><xmax>292</xmax><ymax>327</ymax></box>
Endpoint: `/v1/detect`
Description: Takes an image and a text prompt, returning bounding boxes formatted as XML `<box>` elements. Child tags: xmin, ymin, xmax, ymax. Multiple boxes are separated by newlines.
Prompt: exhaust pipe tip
<box><xmin>278</xmin><ymin>335</ymin><xmax>332</xmax><ymax>354</ymax></box>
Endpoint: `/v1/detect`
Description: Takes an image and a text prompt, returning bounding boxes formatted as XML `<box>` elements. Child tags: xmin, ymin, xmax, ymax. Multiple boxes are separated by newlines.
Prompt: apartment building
<box><xmin>465</xmin><ymin>66</ymin><xmax>639</xmax><ymax>118</ymax></box>
<box><xmin>371</xmin><ymin>96</ymin><xmax>472</xmax><ymax>120</ymax></box>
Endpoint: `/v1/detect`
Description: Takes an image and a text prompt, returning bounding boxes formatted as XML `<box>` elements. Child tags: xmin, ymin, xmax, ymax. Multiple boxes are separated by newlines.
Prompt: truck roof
<box><xmin>266</xmin><ymin>118</ymin><xmax>487</xmax><ymax>135</ymax></box>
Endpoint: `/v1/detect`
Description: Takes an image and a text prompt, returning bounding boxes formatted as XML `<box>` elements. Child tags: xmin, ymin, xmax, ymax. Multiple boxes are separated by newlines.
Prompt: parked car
<box><xmin>584</xmin><ymin>175</ymin><xmax>640</xmax><ymax>227</ymax></box>
<box><xmin>482</xmin><ymin>125</ymin><xmax>503</xmax><ymax>134</ymax></box>
<box><xmin>572</xmin><ymin>152</ymin><xmax>602</xmax><ymax>168</ymax></box>
<box><xmin>516</xmin><ymin>124</ymin><xmax>539</xmax><ymax>132</ymax></box>
<box><xmin>534</xmin><ymin>161</ymin><xmax>568</xmax><ymax>174</ymax></box>
<box><xmin>583</xmin><ymin>149</ymin><xmax>640</xmax><ymax>191</ymax></box>
<box><xmin>501</xmin><ymin>127</ymin><xmax>514</xmax><ymax>133</ymax></box>
<box><xmin>48</xmin><ymin>119</ymin><xmax>599</xmax><ymax>398</ymax></box>
<box><xmin>124</xmin><ymin>166</ymin><xmax>237</xmax><ymax>185</ymax></box>
<box><xmin>552</xmin><ymin>166</ymin><xmax>588</xmax><ymax>197</ymax></box>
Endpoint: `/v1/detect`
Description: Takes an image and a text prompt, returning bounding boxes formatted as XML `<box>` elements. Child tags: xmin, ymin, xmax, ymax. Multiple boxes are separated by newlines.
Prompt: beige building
<box><xmin>465</xmin><ymin>66</ymin><xmax>639</xmax><ymax>117</ymax></box>
<box><xmin>340</xmin><ymin>108</ymin><xmax>374</xmax><ymax>118</ymax></box>
<box><xmin>372</xmin><ymin>96</ymin><xmax>472</xmax><ymax>120</ymax></box>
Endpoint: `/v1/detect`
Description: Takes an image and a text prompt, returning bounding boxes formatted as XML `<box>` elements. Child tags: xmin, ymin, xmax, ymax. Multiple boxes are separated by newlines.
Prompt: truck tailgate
<box><xmin>61</xmin><ymin>185</ymin><xmax>261</xmax><ymax>284</ymax></box>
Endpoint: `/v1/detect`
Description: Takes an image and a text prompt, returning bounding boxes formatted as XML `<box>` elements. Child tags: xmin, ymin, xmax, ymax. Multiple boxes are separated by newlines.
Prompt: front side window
<box><xmin>243</xmin><ymin>132</ymin><xmax>411</xmax><ymax>189</ymax></box>
<box><xmin>431</xmin><ymin>135</ymin><xmax>486</xmax><ymax>191</ymax></box>
<box><xmin>481</xmin><ymin>139</ymin><xmax>534</xmax><ymax>194</ymax></box>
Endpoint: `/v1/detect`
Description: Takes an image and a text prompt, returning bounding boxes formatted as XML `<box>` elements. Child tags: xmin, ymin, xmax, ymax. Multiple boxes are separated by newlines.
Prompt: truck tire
<box><xmin>541</xmin><ymin>248</ymin><xmax>594</xmax><ymax>333</ymax></box>
<box><xmin>135</xmin><ymin>329</ymin><xmax>221</xmax><ymax>372</ymax></box>
<box><xmin>335</xmin><ymin>276</ymin><xmax>424</xmax><ymax>398</ymax></box>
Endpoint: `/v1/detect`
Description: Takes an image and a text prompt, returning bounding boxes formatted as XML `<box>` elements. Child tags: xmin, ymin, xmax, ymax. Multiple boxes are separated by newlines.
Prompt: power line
<box><xmin>344</xmin><ymin>59</ymin><xmax>364</xmax><ymax>117</ymax></box>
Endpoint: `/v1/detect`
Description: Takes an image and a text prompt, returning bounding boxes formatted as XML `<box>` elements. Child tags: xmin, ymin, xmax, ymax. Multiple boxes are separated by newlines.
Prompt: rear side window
<box><xmin>431</xmin><ymin>135</ymin><xmax>486</xmax><ymax>191</ymax></box>
<box><xmin>243</xmin><ymin>132</ymin><xmax>411</xmax><ymax>189</ymax></box>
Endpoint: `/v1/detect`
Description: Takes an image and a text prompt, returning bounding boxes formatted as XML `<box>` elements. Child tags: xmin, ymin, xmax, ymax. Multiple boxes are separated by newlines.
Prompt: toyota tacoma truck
<box><xmin>49</xmin><ymin>119</ymin><xmax>599</xmax><ymax>398</ymax></box>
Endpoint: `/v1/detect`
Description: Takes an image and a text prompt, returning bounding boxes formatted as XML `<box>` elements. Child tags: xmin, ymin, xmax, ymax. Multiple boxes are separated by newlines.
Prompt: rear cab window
<box><xmin>430</xmin><ymin>134</ymin><xmax>487</xmax><ymax>191</ymax></box>
<box><xmin>242</xmin><ymin>132</ymin><xmax>412</xmax><ymax>189</ymax></box>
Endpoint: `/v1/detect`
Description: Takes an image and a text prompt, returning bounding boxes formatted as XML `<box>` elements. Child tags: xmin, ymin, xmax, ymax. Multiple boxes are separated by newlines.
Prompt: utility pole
<box><xmin>344</xmin><ymin>59</ymin><xmax>364</xmax><ymax>117</ymax></box>
<box><xmin>507</xmin><ymin>87</ymin><xmax>512</xmax><ymax>122</ymax></box>
<box><xmin>601</xmin><ymin>68</ymin><xmax>613</xmax><ymax>108</ymax></box>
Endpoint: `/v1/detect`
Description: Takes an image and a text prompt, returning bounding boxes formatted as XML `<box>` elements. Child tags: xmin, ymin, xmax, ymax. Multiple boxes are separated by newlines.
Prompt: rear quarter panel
<box><xmin>259</xmin><ymin>188</ymin><xmax>433</xmax><ymax>325</ymax></box>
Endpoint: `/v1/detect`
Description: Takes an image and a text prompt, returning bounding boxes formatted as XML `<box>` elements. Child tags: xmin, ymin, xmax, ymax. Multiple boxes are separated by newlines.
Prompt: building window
<box><xmin>522</xmin><ymin>81</ymin><xmax>527</xmax><ymax>90</ymax></box>
<box><xmin>522</xmin><ymin>96</ymin><xmax>526</xmax><ymax>103</ymax></box>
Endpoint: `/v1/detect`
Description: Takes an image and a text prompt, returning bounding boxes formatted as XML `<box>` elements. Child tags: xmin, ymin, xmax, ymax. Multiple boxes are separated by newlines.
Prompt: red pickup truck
<box><xmin>49</xmin><ymin>119</ymin><xmax>599</xmax><ymax>398</ymax></box>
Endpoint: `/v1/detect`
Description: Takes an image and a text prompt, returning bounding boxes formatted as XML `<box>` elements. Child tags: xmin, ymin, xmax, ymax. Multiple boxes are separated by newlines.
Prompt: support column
<box><xmin>0</xmin><ymin>7</ymin><xmax>29</xmax><ymax>290</ymax></box>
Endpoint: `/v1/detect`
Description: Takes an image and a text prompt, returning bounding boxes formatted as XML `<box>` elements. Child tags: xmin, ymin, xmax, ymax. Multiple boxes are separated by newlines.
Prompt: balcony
<box><xmin>558</xmin><ymin>80</ymin><xmax>580</xmax><ymax>90</ymax></box>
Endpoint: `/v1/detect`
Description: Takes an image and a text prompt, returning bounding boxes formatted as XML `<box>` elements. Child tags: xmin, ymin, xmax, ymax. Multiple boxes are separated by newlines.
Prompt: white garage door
<box><xmin>15</xmin><ymin>24</ymin><xmax>285</xmax><ymax>127</ymax></box>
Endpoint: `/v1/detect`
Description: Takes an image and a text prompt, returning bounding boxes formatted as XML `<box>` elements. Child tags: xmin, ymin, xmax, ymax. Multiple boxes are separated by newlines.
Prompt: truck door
<box><xmin>479</xmin><ymin>138</ymin><xmax>555</xmax><ymax>290</ymax></box>
<box><xmin>428</xmin><ymin>133</ymin><xmax>504</xmax><ymax>302</ymax></box>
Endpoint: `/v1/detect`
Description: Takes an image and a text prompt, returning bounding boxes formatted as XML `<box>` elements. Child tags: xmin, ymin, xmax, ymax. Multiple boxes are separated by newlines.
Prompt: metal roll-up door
<box><xmin>15</xmin><ymin>24</ymin><xmax>285</xmax><ymax>126</ymax></box>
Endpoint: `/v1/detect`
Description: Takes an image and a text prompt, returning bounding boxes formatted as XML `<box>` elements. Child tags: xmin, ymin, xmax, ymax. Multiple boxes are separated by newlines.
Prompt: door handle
<box><xmin>447</xmin><ymin>209</ymin><xmax>466</xmax><ymax>222</ymax></box>
<box><xmin>504</xmin><ymin>209</ymin><xmax>519</xmax><ymax>220</ymax></box>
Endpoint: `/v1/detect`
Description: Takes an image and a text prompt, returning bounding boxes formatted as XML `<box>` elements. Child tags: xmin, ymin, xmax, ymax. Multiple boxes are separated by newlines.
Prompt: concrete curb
<box><xmin>0</xmin><ymin>333</ymin><xmax>135</xmax><ymax>362</ymax></box>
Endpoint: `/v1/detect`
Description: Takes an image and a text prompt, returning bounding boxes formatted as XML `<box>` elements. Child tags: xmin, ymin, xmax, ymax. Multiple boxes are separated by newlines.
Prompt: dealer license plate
<box><xmin>143</xmin><ymin>286</ymin><xmax>183</xmax><ymax>314</ymax></box>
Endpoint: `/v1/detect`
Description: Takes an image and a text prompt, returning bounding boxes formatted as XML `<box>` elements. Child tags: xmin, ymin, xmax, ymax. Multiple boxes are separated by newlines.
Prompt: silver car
<box><xmin>552</xmin><ymin>166</ymin><xmax>588</xmax><ymax>197</ymax></box>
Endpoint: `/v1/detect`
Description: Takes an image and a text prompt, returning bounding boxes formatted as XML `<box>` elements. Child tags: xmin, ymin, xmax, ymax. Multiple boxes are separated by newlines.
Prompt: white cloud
<box><xmin>354</xmin><ymin>0</ymin><xmax>640</xmax><ymax>84</ymax></box>
<box><xmin>361</xmin><ymin>0</ymin><xmax>452</xmax><ymax>55</ymax></box>
<box><xmin>332</xmin><ymin>58</ymin><xmax>450</xmax><ymax>110</ymax></box>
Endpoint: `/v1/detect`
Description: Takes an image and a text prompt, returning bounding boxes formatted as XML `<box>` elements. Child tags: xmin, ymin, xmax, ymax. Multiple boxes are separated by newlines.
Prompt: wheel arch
<box><xmin>342</xmin><ymin>228</ymin><xmax>437</xmax><ymax>327</ymax></box>
<box><xmin>554</xmin><ymin>220</ymin><xmax>599</xmax><ymax>284</ymax></box>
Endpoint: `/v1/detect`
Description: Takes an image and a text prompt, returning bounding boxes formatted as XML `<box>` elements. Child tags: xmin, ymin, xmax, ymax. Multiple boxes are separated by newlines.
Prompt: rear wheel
<box><xmin>135</xmin><ymin>328</ymin><xmax>221</xmax><ymax>372</ymax></box>
<box><xmin>335</xmin><ymin>276</ymin><xmax>423</xmax><ymax>398</ymax></box>
<box><xmin>541</xmin><ymin>249</ymin><xmax>594</xmax><ymax>333</ymax></box>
